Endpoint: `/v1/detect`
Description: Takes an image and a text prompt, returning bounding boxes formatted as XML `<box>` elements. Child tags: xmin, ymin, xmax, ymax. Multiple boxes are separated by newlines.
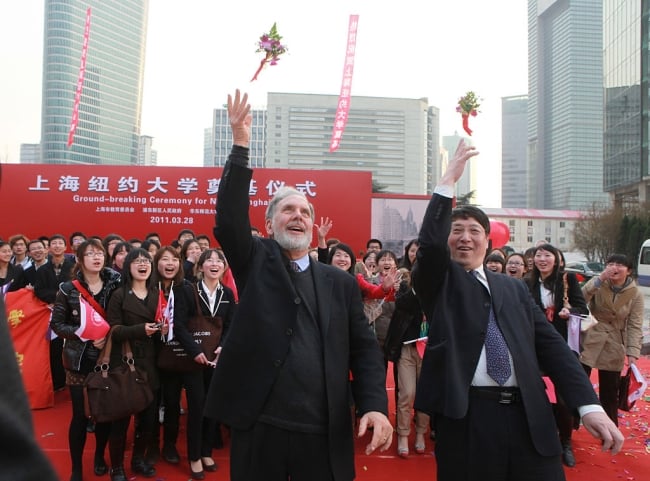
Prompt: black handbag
<box><xmin>83</xmin><ymin>328</ymin><xmax>154</xmax><ymax>423</ymax></box>
<box><xmin>157</xmin><ymin>285</ymin><xmax>223</xmax><ymax>372</ymax></box>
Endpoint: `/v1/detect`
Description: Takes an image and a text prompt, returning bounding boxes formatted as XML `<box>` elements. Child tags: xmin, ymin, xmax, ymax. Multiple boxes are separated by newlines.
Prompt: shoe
<box><xmin>561</xmin><ymin>442</ymin><xmax>576</xmax><ymax>467</ymax></box>
<box><xmin>201</xmin><ymin>457</ymin><xmax>218</xmax><ymax>472</ymax></box>
<box><xmin>397</xmin><ymin>435</ymin><xmax>409</xmax><ymax>458</ymax></box>
<box><xmin>162</xmin><ymin>444</ymin><xmax>180</xmax><ymax>464</ymax></box>
<box><xmin>109</xmin><ymin>467</ymin><xmax>127</xmax><ymax>481</ymax></box>
<box><xmin>69</xmin><ymin>470</ymin><xmax>82</xmax><ymax>481</ymax></box>
<box><xmin>94</xmin><ymin>457</ymin><xmax>108</xmax><ymax>476</ymax></box>
<box><xmin>131</xmin><ymin>458</ymin><xmax>156</xmax><ymax>477</ymax></box>
<box><xmin>414</xmin><ymin>433</ymin><xmax>426</xmax><ymax>454</ymax></box>
<box><xmin>190</xmin><ymin>460</ymin><xmax>205</xmax><ymax>480</ymax></box>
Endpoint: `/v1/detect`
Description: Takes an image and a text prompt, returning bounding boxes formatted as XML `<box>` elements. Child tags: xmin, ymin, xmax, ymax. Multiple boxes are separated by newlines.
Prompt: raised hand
<box><xmin>314</xmin><ymin>217</ymin><xmax>333</xmax><ymax>248</ymax></box>
<box><xmin>439</xmin><ymin>139</ymin><xmax>479</xmax><ymax>186</ymax></box>
<box><xmin>227</xmin><ymin>89</ymin><xmax>252</xmax><ymax>147</ymax></box>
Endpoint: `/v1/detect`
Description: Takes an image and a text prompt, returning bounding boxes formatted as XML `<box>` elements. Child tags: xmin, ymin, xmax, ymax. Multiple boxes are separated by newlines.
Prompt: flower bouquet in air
<box><xmin>456</xmin><ymin>91</ymin><xmax>481</xmax><ymax>136</ymax></box>
<box><xmin>251</xmin><ymin>22</ymin><xmax>288</xmax><ymax>82</ymax></box>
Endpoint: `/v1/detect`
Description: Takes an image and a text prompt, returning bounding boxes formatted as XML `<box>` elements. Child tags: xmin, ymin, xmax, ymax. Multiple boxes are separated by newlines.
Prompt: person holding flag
<box><xmin>150</xmin><ymin>245</ymin><xmax>187</xmax><ymax>465</ymax></box>
<box><xmin>50</xmin><ymin>239</ymin><xmax>121</xmax><ymax>481</ymax></box>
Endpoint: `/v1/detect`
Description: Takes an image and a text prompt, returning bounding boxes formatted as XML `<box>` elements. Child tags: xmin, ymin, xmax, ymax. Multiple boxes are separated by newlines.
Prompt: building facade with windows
<box><xmin>603</xmin><ymin>0</ymin><xmax>650</xmax><ymax>207</ymax></box>
<box><xmin>41</xmin><ymin>0</ymin><xmax>148</xmax><ymax>165</ymax></box>
<box><xmin>527</xmin><ymin>0</ymin><xmax>608</xmax><ymax>209</ymax></box>
<box><xmin>266</xmin><ymin>92</ymin><xmax>436</xmax><ymax>195</ymax></box>
<box><xmin>204</xmin><ymin>108</ymin><xmax>266</xmax><ymax>168</ymax></box>
<box><xmin>501</xmin><ymin>95</ymin><xmax>529</xmax><ymax>208</ymax></box>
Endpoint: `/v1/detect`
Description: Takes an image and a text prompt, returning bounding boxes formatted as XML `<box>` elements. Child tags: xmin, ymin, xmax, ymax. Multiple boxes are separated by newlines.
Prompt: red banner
<box><xmin>5</xmin><ymin>288</ymin><xmax>54</xmax><ymax>409</ymax></box>
<box><xmin>329</xmin><ymin>15</ymin><xmax>359</xmax><ymax>152</ymax></box>
<box><xmin>67</xmin><ymin>7</ymin><xmax>91</xmax><ymax>148</ymax></box>
<box><xmin>0</xmin><ymin>164</ymin><xmax>372</xmax><ymax>257</ymax></box>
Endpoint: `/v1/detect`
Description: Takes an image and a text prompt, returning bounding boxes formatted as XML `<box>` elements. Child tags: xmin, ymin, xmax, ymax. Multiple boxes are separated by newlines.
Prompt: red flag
<box><xmin>5</xmin><ymin>288</ymin><xmax>54</xmax><ymax>409</ymax></box>
<box><xmin>416</xmin><ymin>338</ymin><xmax>427</xmax><ymax>359</ymax></box>
<box><xmin>75</xmin><ymin>295</ymin><xmax>110</xmax><ymax>341</ymax></box>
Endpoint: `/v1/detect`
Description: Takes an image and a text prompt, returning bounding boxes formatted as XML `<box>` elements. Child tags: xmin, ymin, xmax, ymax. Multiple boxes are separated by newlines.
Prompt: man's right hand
<box><xmin>228</xmin><ymin>89</ymin><xmax>252</xmax><ymax>148</ymax></box>
<box><xmin>439</xmin><ymin>139</ymin><xmax>479</xmax><ymax>187</ymax></box>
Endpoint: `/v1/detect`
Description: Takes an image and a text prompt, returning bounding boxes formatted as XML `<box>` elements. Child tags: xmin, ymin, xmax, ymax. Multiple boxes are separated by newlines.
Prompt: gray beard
<box><xmin>273</xmin><ymin>228</ymin><xmax>312</xmax><ymax>252</ymax></box>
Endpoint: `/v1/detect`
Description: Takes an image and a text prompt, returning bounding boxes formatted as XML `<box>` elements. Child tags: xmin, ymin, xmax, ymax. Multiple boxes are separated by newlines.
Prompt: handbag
<box><xmin>562</xmin><ymin>273</ymin><xmax>598</xmax><ymax>331</ymax></box>
<box><xmin>157</xmin><ymin>285</ymin><xmax>223</xmax><ymax>372</ymax></box>
<box><xmin>83</xmin><ymin>327</ymin><xmax>154</xmax><ymax>423</ymax></box>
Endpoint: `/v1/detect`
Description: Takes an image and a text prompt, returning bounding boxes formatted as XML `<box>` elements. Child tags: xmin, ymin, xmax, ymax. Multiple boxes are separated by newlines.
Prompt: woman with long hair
<box><xmin>524</xmin><ymin>243</ymin><xmax>588</xmax><ymax>468</ymax></box>
<box><xmin>106</xmin><ymin>249</ymin><xmax>165</xmax><ymax>481</ymax></box>
<box><xmin>49</xmin><ymin>239</ymin><xmax>121</xmax><ymax>481</ymax></box>
<box><xmin>580</xmin><ymin>254</ymin><xmax>644</xmax><ymax>424</ymax></box>
<box><xmin>174</xmin><ymin>248</ymin><xmax>236</xmax><ymax>479</ymax></box>
<box><xmin>150</xmin><ymin>246</ymin><xmax>187</xmax><ymax>465</ymax></box>
<box><xmin>398</xmin><ymin>239</ymin><xmax>419</xmax><ymax>270</ymax></box>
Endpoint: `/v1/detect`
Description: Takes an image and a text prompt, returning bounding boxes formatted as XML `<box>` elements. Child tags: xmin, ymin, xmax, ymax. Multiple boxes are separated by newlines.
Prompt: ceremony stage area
<box><xmin>34</xmin><ymin>359</ymin><xmax>650</xmax><ymax>481</ymax></box>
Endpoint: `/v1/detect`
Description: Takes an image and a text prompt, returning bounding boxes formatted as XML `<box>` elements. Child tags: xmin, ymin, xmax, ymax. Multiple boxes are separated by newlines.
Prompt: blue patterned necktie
<box><xmin>471</xmin><ymin>270</ymin><xmax>511</xmax><ymax>386</ymax></box>
<box><xmin>289</xmin><ymin>261</ymin><xmax>301</xmax><ymax>273</ymax></box>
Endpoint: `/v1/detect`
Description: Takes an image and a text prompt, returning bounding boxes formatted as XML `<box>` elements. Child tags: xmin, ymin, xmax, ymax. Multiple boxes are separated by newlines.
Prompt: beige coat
<box><xmin>579</xmin><ymin>277</ymin><xmax>644</xmax><ymax>371</ymax></box>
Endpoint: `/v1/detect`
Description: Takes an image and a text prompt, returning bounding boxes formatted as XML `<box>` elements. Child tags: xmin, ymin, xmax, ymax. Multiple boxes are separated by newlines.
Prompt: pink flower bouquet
<box><xmin>251</xmin><ymin>22</ymin><xmax>288</xmax><ymax>82</ymax></box>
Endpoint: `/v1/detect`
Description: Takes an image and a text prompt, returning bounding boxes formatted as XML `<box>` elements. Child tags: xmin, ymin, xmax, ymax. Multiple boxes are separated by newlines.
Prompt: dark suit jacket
<box><xmin>205</xmin><ymin>149</ymin><xmax>387</xmax><ymax>481</ymax></box>
<box><xmin>412</xmin><ymin>193</ymin><xmax>599</xmax><ymax>457</ymax></box>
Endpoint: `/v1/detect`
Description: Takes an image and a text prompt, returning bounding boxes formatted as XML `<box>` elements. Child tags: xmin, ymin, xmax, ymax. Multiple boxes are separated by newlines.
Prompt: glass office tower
<box><xmin>527</xmin><ymin>0</ymin><xmax>608</xmax><ymax>209</ymax></box>
<box><xmin>603</xmin><ymin>0</ymin><xmax>650</xmax><ymax>206</ymax></box>
<box><xmin>41</xmin><ymin>0</ymin><xmax>148</xmax><ymax>165</ymax></box>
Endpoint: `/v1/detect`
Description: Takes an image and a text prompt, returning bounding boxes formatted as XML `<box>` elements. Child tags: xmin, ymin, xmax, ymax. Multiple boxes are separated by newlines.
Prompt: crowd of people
<box><xmin>1</xmin><ymin>89</ymin><xmax>642</xmax><ymax>481</ymax></box>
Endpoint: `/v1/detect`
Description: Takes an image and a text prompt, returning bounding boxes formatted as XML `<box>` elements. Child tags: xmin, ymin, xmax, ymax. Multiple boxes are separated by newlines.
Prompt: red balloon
<box><xmin>489</xmin><ymin>220</ymin><xmax>510</xmax><ymax>249</ymax></box>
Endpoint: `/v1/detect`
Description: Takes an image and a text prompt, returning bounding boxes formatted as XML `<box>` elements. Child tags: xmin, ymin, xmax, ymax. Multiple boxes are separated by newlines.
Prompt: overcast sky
<box><xmin>0</xmin><ymin>0</ymin><xmax>528</xmax><ymax>207</ymax></box>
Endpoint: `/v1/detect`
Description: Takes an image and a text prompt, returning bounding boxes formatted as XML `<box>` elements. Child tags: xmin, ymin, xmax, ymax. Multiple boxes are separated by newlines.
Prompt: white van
<box><xmin>638</xmin><ymin>239</ymin><xmax>650</xmax><ymax>287</ymax></box>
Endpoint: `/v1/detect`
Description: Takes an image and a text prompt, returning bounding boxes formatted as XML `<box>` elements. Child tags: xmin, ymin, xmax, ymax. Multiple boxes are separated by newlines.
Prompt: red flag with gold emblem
<box><xmin>5</xmin><ymin>288</ymin><xmax>54</xmax><ymax>409</ymax></box>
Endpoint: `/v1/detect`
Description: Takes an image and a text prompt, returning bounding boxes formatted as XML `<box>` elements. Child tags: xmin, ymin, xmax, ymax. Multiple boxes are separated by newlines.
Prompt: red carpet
<box><xmin>34</xmin><ymin>359</ymin><xmax>650</xmax><ymax>480</ymax></box>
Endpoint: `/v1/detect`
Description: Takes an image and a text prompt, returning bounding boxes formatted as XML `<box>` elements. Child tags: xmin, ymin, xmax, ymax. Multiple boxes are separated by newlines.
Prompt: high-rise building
<box><xmin>137</xmin><ymin>135</ymin><xmax>157</xmax><ymax>166</ymax></box>
<box><xmin>603</xmin><ymin>0</ymin><xmax>650</xmax><ymax>207</ymax></box>
<box><xmin>20</xmin><ymin>144</ymin><xmax>41</xmax><ymax>163</ymax></box>
<box><xmin>527</xmin><ymin>0</ymin><xmax>608</xmax><ymax>209</ymax></box>
<box><xmin>426</xmin><ymin>106</ymin><xmax>441</xmax><ymax>194</ymax></box>
<box><xmin>501</xmin><ymin>95</ymin><xmax>528</xmax><ymax>208</ymax></box>
<box><xmin>204</xmin><ymin>108</ymin><xmax>266</xmax><ymax>168</ymax></box>
<box><xmin>41</xmin><ymin>0</ymin><xmax>149</xmax><ymax>165</ymax></box>
<box><xmin>266</xmin><ymin>92</ymin><xmax>435</xmax><ymax>195</ymax></box>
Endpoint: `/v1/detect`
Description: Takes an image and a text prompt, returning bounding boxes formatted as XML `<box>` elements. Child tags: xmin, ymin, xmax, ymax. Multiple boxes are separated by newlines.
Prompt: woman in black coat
<box><xmin>106</xmin><ymin>248</ymin><xmax>165</xmax><ymax>481</ymax></box>
<box><xmin>174</xmin><ymin>248</ymin><xmax>235</xmax><ymax>479</ymax></box>
<box><xmin>524</xmin><ymin>243</ymin><xmax>588</xmax><ymax>468</ymax></box>
<box><xmin>50</xmin><ymin>239</ymin><xmax>121</xmax><ymax>481</ymax></box>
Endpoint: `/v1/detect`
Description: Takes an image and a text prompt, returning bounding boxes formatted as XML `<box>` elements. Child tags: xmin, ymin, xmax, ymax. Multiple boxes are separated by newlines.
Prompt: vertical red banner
<box><xmin>67</xmin><ymin>7</ymin><xmax>92</xmax><ymax>148</ymax></box>
<box><xmin>329</xmin><ymin>15</ymin><xmax>359</xmax><ymax>153</ymax></box>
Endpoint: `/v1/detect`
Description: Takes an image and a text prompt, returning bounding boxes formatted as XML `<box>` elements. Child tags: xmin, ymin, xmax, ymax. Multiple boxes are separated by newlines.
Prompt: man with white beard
<box><xmin>204</xmin><ymin>90</ymin><xmax>392</xmax><ymax>481</ymax></box>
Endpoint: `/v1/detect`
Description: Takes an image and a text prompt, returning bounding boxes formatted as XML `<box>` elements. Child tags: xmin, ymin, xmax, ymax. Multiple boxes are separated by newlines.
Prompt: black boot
<box><xmin>561</xmin><ymin>441</ymin><xmax>576</xmax><ymax>467</ymax></box>
<box><xmin>131</xmin><ymin>431</ymin><xmax>156</xmax><ymax>477</ymax></box>
<box><xmin>162</xmin><ymin>443</ymin><xmax>180</xmax><ymax>464</ymax></box>
<box><xmin>109</xmin><ymin>467</ymin><xmax>127</xmax><ymax>481</ymax></box>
